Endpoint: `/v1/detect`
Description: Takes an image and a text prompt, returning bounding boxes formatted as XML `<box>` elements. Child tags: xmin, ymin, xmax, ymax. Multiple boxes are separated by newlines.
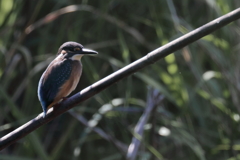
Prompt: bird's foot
<box><xmin>62</xmin><ymin>97</ymin><xmax>68</xmax><ymax>101</ymax></box>
<box><xmin>52</xmin><ymin>97</ymin><xmax>68</xmax><ymax>111</ymax></box>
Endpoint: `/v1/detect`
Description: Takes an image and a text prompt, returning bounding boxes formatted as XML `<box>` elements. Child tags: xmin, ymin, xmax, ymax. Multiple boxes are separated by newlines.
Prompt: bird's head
<box><xmin>57</xmin><ymin>41</ymin><xmax>98</xmax><ymax>61</ymax></box>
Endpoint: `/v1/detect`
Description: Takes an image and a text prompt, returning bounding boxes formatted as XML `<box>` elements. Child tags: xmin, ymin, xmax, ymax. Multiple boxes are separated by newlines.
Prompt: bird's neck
<box><xmin>71</xmin><ymin>54</ymin><xmax>84</xmax><ymax>61</ymax></box>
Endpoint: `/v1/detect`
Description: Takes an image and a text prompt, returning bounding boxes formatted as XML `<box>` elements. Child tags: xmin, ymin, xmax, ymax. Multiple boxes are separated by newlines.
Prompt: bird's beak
<box><xmin>82</xmin><ymin>48</ymin><xmax>98</xmax><ymax>55</ymax></box>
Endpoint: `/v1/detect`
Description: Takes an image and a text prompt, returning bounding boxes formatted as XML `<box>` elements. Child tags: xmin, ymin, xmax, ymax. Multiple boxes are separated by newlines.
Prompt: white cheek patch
<box><xmin>71</xmin><ymin>54</ymin><xmax>84</xmax><ymax>61</ymax></box>
<box><xmin>55</xmin><ymin>50</ymin><xmax>66</xmax><ymax>59</ymax></box>
<box><xmin>61</xmin><ymin>50</ymin><xmax>67</xmax><ymax>55</ymax></box>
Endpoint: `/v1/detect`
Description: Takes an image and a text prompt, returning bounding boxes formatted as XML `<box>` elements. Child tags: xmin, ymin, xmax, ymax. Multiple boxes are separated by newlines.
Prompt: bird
<box><xmin>38</xmin><ymin>41</ymin><xmax>98</xmax><ymax>117</ymax></box>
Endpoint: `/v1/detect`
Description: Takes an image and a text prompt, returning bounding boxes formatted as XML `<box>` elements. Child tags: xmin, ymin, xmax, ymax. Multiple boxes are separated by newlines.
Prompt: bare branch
<box><xmin>127</xmin><ymin>88</ymin><xmax>164</xmax><ymax>160</ymax></box>
<box><xmin>1</xmin><ymin>8</ymin><xmax>240</xmax><ymax>150</ymax></box>
<box><xmin>69</xmin><ymin>111</ymin><xmax>128</xmax><ymax>153</ymax></box>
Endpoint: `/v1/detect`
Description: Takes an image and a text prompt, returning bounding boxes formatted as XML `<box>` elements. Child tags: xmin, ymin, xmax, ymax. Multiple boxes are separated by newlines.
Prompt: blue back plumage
<box><xmin>38</xmin><ymin>59</ymin><xmax>72</xmax><ymax>117</ymax></box>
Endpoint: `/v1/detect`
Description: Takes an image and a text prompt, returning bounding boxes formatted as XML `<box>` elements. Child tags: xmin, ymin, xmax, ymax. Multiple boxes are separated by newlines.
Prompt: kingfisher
<box><xmin>38</xmin><ymin>41</ymin><xmax>98</xmax><ymax>117</ymax></box>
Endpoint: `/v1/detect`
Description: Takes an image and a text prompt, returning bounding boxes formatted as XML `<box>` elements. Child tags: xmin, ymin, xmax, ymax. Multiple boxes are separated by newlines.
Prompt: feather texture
<box><xmin>38</xmin><ymin>41</ymin><xmax>97</xmax><ymax>117</ymax></box>
<box><xmin>38</xmin><ymin>57</ymin><xmax>82</xmax><ymax>116</ymax></box>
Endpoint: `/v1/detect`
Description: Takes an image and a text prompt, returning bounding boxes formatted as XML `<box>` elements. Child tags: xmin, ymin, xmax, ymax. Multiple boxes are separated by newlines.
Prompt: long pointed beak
<box><xmin>82</xmin><ymin>48</ymin><xmax>98</xmax><ymax>54</ymax></box>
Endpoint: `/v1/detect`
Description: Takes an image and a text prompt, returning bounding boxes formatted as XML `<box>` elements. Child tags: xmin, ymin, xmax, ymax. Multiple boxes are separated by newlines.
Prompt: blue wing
<box><xmin>38</xmin><ymin>59</ymin><xmax>72</xmax><ymax>115</ymax></box>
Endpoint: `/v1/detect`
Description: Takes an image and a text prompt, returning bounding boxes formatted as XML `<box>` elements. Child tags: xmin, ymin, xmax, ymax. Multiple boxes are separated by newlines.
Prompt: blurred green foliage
<box><xmin>0</xmin><ymin>0</ymin><xmax>240</xmax><ymax>160</ymax></box>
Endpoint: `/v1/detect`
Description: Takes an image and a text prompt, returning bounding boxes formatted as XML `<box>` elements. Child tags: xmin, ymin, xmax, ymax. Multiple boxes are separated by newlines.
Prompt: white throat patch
<box><xmin>71</xmin><ymin>54</ymin><xmax>84</xmax><ymax>61</ymax></box>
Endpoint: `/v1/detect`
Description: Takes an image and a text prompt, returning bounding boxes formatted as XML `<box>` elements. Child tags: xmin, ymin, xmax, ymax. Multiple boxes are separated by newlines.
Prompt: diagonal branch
<box><xmin>69</xmin><ymin>111</ymin><xmax>128</xmax><ymax>153</ymax></box>
<box><xmin>1</xmin><ymin>8</ymin><xmax>240</xmax><ymax>150</ymax></box>
<box><xmin>127</xmin><ymin>88</ymin><xmax>165</xmax><ymax>160</ymax></box>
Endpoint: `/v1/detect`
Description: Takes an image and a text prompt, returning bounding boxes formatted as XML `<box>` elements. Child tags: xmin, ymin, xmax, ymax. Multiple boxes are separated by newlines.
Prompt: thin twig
<box><xmin>25</xmin><ymin>5</ymin><xmax>154</xmax><ymax>49</ymax></box>
<box><xmin>1</xmin><ymin>7</ymin><xmax>240</xmax><ymax>150</ymax></box>
<box><xmin>126</xmin><ymin>88</ymin><xmax>164</xmax><ymax>160</ymax></box>
<box><xmin>69</xmin><ymin>111</ymin><xmax>128</xmax><ymax>153</ymax></box>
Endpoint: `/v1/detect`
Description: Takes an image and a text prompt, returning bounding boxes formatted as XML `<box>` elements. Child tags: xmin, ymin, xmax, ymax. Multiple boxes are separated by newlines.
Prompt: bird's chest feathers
<box><xmin>67</xmin><ymin>60</ymin><xmax>82</xmax><ymax>92</ymax></box>
<box><xmin>55</xmin><ymin>60</ymin><xmax>82</xmax><ymax>99</ymax></box>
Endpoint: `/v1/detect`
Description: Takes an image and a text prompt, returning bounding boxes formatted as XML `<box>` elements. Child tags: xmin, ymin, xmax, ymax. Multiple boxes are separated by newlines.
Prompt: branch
<box><xmin>69</xmin><ymin>111</ymin><xmax>128</xmax><ymax>153</ymax></box>
<box><xmin>127</xmin><ymin>88</ymin><xmax>164</xmax><ymax>160</ymax></box>
<box><xmin>1</xmin><ymin>8</ymin><xmax>240</xmax><ymax>150</ymax></box>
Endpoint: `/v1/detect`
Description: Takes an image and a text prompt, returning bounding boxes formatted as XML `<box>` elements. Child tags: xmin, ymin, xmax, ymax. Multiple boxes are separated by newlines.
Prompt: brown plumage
<box><xmin>53</xmin><ymin>61</ymin><xmax>82</xmax><ymax>108</ymax></box>
<box><xmin>38</xmin><ymin>41</ymin><xmax>98</xmax><ymax>117</ymax></box>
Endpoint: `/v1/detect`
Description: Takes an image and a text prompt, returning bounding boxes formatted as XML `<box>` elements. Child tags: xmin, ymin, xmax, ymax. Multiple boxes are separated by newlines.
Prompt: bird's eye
<box><xmin>74</xmin><ymin>48</ymin><xmax>81</xmax><ymax>51</ymax></box>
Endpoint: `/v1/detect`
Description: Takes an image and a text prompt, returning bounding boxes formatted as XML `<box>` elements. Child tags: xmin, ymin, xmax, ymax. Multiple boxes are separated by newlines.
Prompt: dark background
<box><xmin>1</xmin><ymin>0</ymin><xmax>240</xmax><ymax>160</ymax></box>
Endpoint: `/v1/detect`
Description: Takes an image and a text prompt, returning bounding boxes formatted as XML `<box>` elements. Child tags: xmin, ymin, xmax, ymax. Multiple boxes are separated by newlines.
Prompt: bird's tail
<box><xmin>40</xmin><ymin>101</ymin><xmax>48</xmax><ymax>118</ymax></box>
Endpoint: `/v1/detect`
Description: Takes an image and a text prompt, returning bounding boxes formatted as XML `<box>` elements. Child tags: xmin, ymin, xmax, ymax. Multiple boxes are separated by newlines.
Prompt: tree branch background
<box><xmin>0</xmin><ymin>1</ymin><xmax>240</xmax><ymax>160</ymax></box>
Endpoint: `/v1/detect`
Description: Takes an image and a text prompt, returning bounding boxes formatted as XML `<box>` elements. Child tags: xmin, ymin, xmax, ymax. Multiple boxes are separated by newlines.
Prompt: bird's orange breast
<box><xmin>48</xmin><ymin>61</ymin><xmax>82</xmax><ymax>109</ymax></box>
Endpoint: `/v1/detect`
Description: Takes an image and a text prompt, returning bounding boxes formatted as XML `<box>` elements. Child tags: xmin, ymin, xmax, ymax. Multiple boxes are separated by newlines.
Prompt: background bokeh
<box><xmin>1</xmin><ymin>0</ymin><xmax>240</xmax><ymax>160</ymax></box>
